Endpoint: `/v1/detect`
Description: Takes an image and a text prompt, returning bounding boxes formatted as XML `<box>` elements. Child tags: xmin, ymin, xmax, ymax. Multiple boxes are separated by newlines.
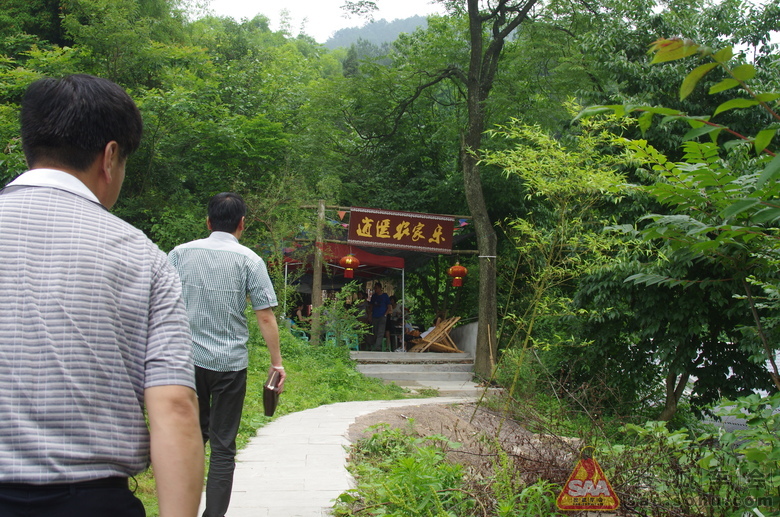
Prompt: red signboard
<box><xmin>348</xmin><ymin>207</ymin><xmax>454</xmax><ymax>254</ymax></box>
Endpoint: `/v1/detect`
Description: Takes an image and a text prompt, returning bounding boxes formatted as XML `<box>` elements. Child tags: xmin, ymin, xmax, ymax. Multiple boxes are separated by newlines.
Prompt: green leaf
<box><xmin>713</xmin><ymin>47</ymin><xmax>734</xmax><ymax>63</ymax></box>
<box><xmin>625</xmin><ymin>273</ymin><xmax>671</xmax><ymax>286</ymax></box>
<box><xmin>574</xmin><ymin>106</ymin><xmax>617</xmax><ymax>121</ymax></box>
<box><xmin>755</xmin><ymin>93</ymin><xmax>780</xmax><ymax>103</ymax></box>
<box><xmin>682</xmin><ymin>125</ymin><xmax>720</xmax><ymax>141</ymax></box>
<box><xmin>645</xmin><ymin>106</ymin><xmax>684</xmax><ymax>116</ymax></box>
<box><xmin>680</xmin><ymin>63</ymin><xmax>718</xmax><ymax>100</ymax></box>
<box><xmin>713</xmin><ymin>98</ymin><xmax>760</xmax><ymax>117</ymax></box>
<box><xmin>743</xmin><ymin>449</ymin><xmax>767</xmax><ymax>462</ymax></box>
<box><xmin>697</xmin><ymin>453</ymin><xmax>716</xmax><ymax>469</ymax></box>
<box><xmin>720</xmin><ymin>198</ymin><xmax>761</xmax><ymax>219</ymax></box>
<box><xmin>723</xmin><ymin>139</ymin><xmax>744</xmax><ymax>151</ymax></box>
<box><xmin>757</xmin><ymin>154</ymin><xmax>780</xmax><ymax>188</ymax></box>
<box><xmin>660</xmin><ymin>115</ymin><xmax>683</xmax><ymax>125</ymax></box>
<box><xmin>731</xmin><ymin>64</ymin><xmax>756</xmax><ymax>81</ymax></box>
<box><xmin>751</xmin><ymin>206</ymin><xmax>780</xmax><ymax>223</ymax></box>
<box><xmin>707</xmin><ymin>129</ymin><xmax>723</xmax><ymax>144</ymax></box>
<box><xmin>708</xmin><ymin>78</ymin><xmax>740</xmax><ymax>94</ymax></box>
<box><xmin>754</xmin><ymin>129</ymin><xmax>776</xmax><ymax>154</ymax></box>
<box><xmin>638</xmin><ymin>111</ymin><xmax>653</xmax><ymax>134</ymax></box>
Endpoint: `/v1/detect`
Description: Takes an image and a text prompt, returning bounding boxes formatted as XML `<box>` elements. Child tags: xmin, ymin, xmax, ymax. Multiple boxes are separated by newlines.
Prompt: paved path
<box><xmin>200</xmin><ymin>396</ymin><xmax>474</xmax><ymax>517</ymax></box>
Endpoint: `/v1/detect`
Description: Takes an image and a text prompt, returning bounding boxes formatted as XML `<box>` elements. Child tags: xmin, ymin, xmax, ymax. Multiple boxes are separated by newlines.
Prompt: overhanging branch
<box><xmin>347</xmin><ymin>67</ymin><xmax>464</xmax><ymax>141</ymax></box>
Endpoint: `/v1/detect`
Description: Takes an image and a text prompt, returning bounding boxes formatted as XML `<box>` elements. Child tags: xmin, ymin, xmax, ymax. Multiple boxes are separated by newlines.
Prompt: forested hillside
<box><xmin>2</xmin><ymin>0</ymin><xmax>780</xmax><ymax>428</ymax></box>
<box><xmin>324</xmin><ymin>15</ymin><xmax>428</xmax><ymax>49</ymax></box>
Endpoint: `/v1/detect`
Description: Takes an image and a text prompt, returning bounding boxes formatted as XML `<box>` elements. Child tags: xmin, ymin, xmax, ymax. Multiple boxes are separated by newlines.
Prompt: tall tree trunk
<box><xmin>461</xmin><ymin>0</ymin><xmax>537</xmax><ymax>377</ymax></box>
<box><xmin>659</xmin><ymin>371</ymin><xmax>689</xmax><ymax>421</ymax></box>
<box><xmin>463</xmin><ymin>148</ymin><xmax>498</xmax><ymax>377</ymax></box>
<box><xmin>310</xmin><ymin>199</ymin><xmax>325</xmax><ymax>345</ymax></box>
<box><xmin>463</xmin><ymin>0</ymin><xmax>496</xmax><ymax>378</ymax></box>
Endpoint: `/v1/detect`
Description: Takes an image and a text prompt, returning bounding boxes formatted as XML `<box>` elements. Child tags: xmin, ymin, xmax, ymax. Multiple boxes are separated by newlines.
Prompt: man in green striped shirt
<box><xmin>169</xmin><ymin>192</ymin><xmax>285</xmax><ymax>517</ymax></box>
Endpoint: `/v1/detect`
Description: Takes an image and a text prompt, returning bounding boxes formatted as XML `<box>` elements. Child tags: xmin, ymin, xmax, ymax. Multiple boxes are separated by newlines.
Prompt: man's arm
<box><xmin>146</xmin><ymin>385</ymin><xmax>204</xmax><ymax>517</ymax></box>
<box><xmin>255</xmin><ymin>307</ymin><xmax>286</xmax><ymax>390</ymax></box>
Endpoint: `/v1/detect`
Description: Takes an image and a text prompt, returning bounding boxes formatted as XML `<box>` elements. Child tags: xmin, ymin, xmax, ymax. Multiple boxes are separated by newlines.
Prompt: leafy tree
<box><xmin>0</xmin><ymin>2</ymin><xmax>320</xmax><ymax>247</ymax></box>
<box><xmin>342</xmin><ymin>38</ymin><xmax>391</xmax><ymax>77</ymax></box>
<box><xmin>570</xmin><ymin>0</ymin><xmax>780</xmax><ymax>162</ymax></box>
<box><xmin>479</xmin><ymin>113</ymin><xmax>632</xmax><ymax>401</ymax></box>
<box><xmin>61</xmin><ymin>0</ymin><xmax>199</xmax><ymax>86</ymax></box>
<box><xmin>580</xmin><ymin>37</ymin><xmax>780</xmax><ymax>398</ymax></box>
<box><xmin>573</xmin><ymin>250</ymin><xmax>773</xmax><ymax>420</ymax></box>
<box><xmin>0</xmin><ymin>0</ymin><xmax>67</xmax><ymax>46</ymax></box>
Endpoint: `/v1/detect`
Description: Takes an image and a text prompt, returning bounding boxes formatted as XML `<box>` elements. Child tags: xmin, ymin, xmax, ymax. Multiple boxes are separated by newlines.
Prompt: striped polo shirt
<box><xmin>168</xmin><ymin>232</ymin><xmax>278</xmax><ymax>372</ymax></box>
<box><xmin>0</xmin><ymin>169</ymin><xmax>195</xmax><ymax>484</ymax></box>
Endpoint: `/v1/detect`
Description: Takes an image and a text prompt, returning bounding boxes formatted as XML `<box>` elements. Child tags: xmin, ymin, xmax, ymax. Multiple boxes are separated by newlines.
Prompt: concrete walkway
<box><xmin>200</xmin><ymin>396</ymin><xmax>475</xmax><ymax>517</ymax></box>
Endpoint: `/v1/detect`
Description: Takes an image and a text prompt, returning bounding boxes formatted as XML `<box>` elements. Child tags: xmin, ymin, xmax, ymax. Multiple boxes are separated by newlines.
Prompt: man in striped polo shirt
<box><xmin>0</xmin><ymin>75</ymin><xmax>203</xmax><ymax>516</ymax></box>
<box><xmin>168</xmin><ymin>192</ymin><xmax>285</xmax><ymax>517</ymax></box>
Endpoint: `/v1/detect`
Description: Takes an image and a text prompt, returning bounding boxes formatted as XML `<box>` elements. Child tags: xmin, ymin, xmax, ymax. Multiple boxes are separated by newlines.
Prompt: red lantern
<box><xmin>339</xmin><ymin>254</ymin><xmax>360</xmax><ymax>278</ymax></box>
<box><xmin>447</xmin><ymin>262</ymin><xmax>468</xmax><ymax>287</ymax></box>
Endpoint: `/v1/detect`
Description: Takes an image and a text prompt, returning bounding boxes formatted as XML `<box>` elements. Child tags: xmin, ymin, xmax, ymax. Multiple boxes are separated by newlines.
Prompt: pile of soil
<box><xmin>347</xmin><ymin>401</ymin><xmax>579</xmax><ymax>484</ymax></box>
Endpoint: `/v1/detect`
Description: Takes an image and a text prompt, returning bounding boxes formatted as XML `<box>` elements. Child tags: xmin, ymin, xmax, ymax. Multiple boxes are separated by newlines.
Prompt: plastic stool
<box><xmin>343</xmin><ymin>333</ymin><xmax>359</xmax><ymax>350</ymax></box>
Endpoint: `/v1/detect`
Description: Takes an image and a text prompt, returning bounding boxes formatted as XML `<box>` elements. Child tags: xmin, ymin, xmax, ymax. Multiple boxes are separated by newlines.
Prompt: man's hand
<box><xmin>256</xmin><ymin>308</ymin><xmax>285</xmax><ymax>391</ymax></box>
<box><xmin>268</xmin><ymin>365</ymin><xmax>287</xmax><ymax>393</ymax></box>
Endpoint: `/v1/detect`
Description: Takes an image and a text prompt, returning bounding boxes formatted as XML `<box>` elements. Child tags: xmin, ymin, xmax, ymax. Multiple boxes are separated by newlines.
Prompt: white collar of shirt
<box><xmin>209</xmin><ymin>231</ymin><xmax>239</xmax><ymax>243</ymax></box>
<box><xmin>7</xmin><ymin>169</ymin><xmax>100</xmax><ymax>204</ymax></box>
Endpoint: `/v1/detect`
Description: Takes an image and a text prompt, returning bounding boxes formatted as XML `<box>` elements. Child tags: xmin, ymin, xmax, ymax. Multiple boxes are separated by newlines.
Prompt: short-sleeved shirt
<box><xmin>371</xmin><ymin>292</ymin><xmax>391</xmax><ymax>319</ymax></box>
<box><xmin>0</xmin><ymin>169</ymin><xmax>195</xmax><ymax>484</ymax></box>
<box><xmin>168</xmin><ymin>232</ymin><xmax>278</xmax><ymax>372</ymax></box>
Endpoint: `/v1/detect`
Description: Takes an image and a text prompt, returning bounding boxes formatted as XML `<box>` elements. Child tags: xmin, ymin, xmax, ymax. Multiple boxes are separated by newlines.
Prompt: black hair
<box><xmin>21</xmin><ymin>74</ymin><xmax>143</xmax><ymax>171</ymax></box>
<box><xmin>208</xmin><ymin>192</ymin><xmax>247</xmax><ymax>233</ymax></box>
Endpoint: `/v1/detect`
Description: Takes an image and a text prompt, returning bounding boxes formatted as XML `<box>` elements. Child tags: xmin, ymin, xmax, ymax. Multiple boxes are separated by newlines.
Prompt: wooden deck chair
<box><xmin>409</xmin><ymin>316</ymin><xmax>462</xmax><ymax>353</ymax></box>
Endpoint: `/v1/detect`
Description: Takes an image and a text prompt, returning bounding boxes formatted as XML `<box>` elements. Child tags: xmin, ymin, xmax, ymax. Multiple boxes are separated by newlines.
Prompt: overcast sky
<box><xmin>203</xmin><ymin>0</ymin><xmax>446</xmax><ymax>43</ymax></box>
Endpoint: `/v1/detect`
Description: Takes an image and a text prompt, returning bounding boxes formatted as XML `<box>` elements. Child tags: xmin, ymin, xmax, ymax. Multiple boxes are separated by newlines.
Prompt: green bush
<box><xmin>335</xmin><ymin>424</ymin><xmax>474</xmax><ymax>517</ymax></box>
<box><xmin>601</xmin><ymin>392</ymin><xmax>780</xmax><ymax>516</ymax></box>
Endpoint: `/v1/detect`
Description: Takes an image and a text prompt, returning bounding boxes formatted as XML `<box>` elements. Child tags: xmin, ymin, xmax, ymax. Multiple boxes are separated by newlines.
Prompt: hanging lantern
<box><xmin>447</xmin><ymin>262</ymin><xmax>468</xmax><ymax>287</ymax></box>
<box><xmin>339</xmin><ymin>254</ymin><xmax>360</xmax><ymax>278</ymax></box>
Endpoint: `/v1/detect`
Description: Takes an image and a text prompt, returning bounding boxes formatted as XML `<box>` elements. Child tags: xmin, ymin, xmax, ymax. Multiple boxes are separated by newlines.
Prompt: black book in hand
<box><xmin>263</xmin><ymin>370</ymin><xmax>282</xmax><ymax>417</ymax></box>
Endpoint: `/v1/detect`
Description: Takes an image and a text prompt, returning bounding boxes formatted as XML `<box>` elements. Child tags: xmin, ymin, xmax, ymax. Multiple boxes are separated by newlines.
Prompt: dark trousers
<box><xmin>0</xmin><ymin>477</ymin><xmax>144</xmax><ymax>517</ymax></box>
<box><xmin>195</xmin><ymin>367</ymin><xmax>247</xmax><ymax>517</ymax></box>
<box><xmin>371</xmin><ymin>317</ymin><xmax>387</xmax><ymax>350</ymax></box>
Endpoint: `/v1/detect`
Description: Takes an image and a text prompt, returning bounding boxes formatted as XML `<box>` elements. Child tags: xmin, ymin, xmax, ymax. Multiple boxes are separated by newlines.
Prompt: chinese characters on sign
<box><xmin>348</xmin><ymin>207</ymin><xmax>455</xmax><ymax>254</ymax></box>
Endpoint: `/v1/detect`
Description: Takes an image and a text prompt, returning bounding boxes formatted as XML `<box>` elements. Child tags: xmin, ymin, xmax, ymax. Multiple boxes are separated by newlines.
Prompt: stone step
<box><xmin>350</xmin><ymin>351</ymin><xmax>473</xmax><ymax>364</ymax></box>
<box><xmin>360</xmin><ymin>370</ymin><xmax>475</xmax><ymax>382</ymax></box>
<box><xmin>351</xmin><ymin>350</ymin><xmax>479</xmax><ymax>397</ymax></box>
<box><xmin>357</xmin><ymin>363</ymin><xmax>473</xmax><ymax>374</ymax></box>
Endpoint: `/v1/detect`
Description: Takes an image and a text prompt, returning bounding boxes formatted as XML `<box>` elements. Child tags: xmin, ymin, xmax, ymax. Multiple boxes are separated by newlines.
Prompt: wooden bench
<box><xmin>409</xmin><ymin>316</ymin><xmax>462</xmax><ymax>353</ymax></box>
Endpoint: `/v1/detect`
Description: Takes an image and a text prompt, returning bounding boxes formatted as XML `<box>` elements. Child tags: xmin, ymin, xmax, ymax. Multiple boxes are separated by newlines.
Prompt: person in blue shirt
<box><xmin>369</xmin><ymin>282</ymin><xmax>391</xmax><ymax>351</ymax></box>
